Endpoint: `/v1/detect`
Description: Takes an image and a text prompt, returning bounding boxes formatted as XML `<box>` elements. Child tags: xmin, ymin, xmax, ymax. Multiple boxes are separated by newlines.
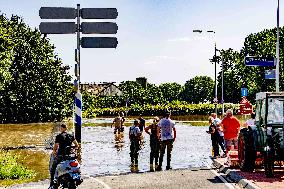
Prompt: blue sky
<box><xmin>0</xmin><ymin>0</ymin><xmax>283</xmax><ymax>85</ymax></box>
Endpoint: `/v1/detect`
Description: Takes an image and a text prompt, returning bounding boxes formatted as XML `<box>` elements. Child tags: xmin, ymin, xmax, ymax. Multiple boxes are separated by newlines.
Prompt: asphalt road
<box><xmin>4</xmin><ymin>168</ymin><xmax>240</xmax><ymax>189</ymax></box>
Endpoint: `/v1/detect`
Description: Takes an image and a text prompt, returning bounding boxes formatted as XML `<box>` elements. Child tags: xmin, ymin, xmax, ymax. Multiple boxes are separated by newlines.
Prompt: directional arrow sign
<box><xmin>39</xmin><ymin>7</ymin><xmax>76</xmax><ymax>19</ymax></box>
<box><xmin>81</xmin><ymin>22</ymin><xmax>118</xmax><ymax>34</ymax></box>
<box><xmin>81</xmin><ymin>8</ymin><xmax>118</xmax><ymax>19</ymax></box>
<box><xmin>245</xmin><ymin>57</ymin><xmax>275</xmax><ymax>66</ymax></box>
<box><xmin>39</xmin><ymin>22</ymin><xmax>76</xmax><ymax>34</ymax></box>
<box><xmin>81</xmin><ymin>37</ymin><xmax>118</xmax><ymax>48</ymax></box>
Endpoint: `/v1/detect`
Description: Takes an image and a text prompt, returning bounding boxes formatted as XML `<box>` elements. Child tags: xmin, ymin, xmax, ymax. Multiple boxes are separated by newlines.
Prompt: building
<box><xmin>80</xmin><ymin>82</ymin><xmax>122</xmax><ymax>96</ymax></box>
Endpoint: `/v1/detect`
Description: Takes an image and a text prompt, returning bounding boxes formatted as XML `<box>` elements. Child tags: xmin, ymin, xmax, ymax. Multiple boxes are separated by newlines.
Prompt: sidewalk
<box><xmin>211</xmin><ymin>157</ymin><xmax>284</xmax><ymax>189</ymax></box>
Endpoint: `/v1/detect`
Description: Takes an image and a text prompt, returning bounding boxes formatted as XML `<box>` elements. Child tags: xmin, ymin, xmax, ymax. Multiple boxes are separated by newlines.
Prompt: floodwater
<box><xmin>81</xmin><ymin>118</ymin><xmax>212</xmax><ymax>176</ymax></box>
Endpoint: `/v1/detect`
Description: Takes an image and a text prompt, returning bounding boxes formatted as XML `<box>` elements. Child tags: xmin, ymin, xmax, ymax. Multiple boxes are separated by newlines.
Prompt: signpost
<box><xmin>241</xmin><ymin>88</ymin><xmax>248</xmax><ymax>97</ymax></box>
<box><xmin>81</xmin><ymin>37</ymin><xmax>118</xmax><ymax>48</ymax></box>
<box><xmin>244</xmin><ymin>57</ymin><xmax>275</xmax><ymax>66</ymax></box>
<box><xmin>39</xmin><ymin>4</ymin><xmax>118</xmax><ymax>144</ymax></box>
<box><xmin>39</xmin><ymin>22</ymin><xmax>76</xmax><ymax>34</ymax></box>
<box><xmin>81</xmin><ymin>22</ymin><xmax>118</xmax><ymax>34</ymax></box>
<box><xmin>81</xmin><ymin>8</ymin><xmax>118</xmax><ymax>19</ymax></box>
<box><xmin>265</xmin><ymin>69</ymin><xmax>276</xmax><ymax>79</ymax></box>
<box><xmin>39</xmin><ymin>7</ymin><xmax>77</xmax><ymax>19</ymax></box>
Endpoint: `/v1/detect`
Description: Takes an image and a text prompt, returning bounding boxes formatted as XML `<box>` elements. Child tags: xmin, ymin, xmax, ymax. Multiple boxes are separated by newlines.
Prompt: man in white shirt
<box><xmin>156</xmin><ymin>111</ymin><xmax>176</xmax><ymax>171</ymax></box>
<box><xmin>244</xmin><ymin>112</ymin><xmax>256</xmax><ymax>128</ymax></box>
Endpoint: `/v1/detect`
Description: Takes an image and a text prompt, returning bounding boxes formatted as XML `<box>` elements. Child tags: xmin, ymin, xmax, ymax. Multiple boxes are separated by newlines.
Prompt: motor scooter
<box><xmin>49</xmin><ymin>147</ymin><xmax>83</xmax><ymax>189</ymax></box>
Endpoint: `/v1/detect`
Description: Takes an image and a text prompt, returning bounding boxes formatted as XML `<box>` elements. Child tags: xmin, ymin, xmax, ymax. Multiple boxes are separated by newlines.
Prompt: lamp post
<box><xmin>193</xmin><ymin>30</ymin><xmax>219</xmax><ymax>115</ymax></box>
<box><xmin>276</xmin><ymin>0</ymin><xmax>280</xmax><ymax>92</ymax></box>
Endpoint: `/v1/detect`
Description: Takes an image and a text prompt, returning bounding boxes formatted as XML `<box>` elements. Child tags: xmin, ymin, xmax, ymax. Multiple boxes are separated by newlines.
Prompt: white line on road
<box><xmin>85</xmin><ymin>175</ymin><xmax>112</xmax><ymax>189</ymax></box>
<box><xmin>210</xmin><ymin>169</ymin><xmax>236</xmax><ymax>189</ymax></box>
<box><xmin>206</xmin><ymin>164</ymin><xmax>236</xmax><ymax>189</ymax></box>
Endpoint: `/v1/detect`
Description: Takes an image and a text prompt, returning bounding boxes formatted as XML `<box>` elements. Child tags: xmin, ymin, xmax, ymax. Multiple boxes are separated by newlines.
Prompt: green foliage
<box><xmin>182</xmin><ymin>76</ymin><xmax>214</xmax><ymax>103</ymax></box>
<box><xmin>0</xmin><ymin>15</ymin><xmax>73</xmax><ymax>123</ymax></box>
<box><xmin>159</xmin><ymin>82</ymin><xmax>183</xmax><ymax>103</ymax></box>
<box><xmin>82</xmin><ymin>102</ymin><xmax>239</xmax><ymax>118</ymax></box>
<box><xmin>0</xmin><ymin>151</ymin><xmax>35</xmax><ymax>179</ymax></box>
<box><xmin>217</xmin><ymin>27</ymin><xmax>284</xmax><ymax>103</ymax></box>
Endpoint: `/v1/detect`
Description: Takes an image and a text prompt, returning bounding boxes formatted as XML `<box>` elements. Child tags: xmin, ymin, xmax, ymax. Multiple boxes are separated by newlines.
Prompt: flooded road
<box><xmin>81</xmin><ymin>118</ymin><xmax>212</xmax><ymax>176</ymax></box>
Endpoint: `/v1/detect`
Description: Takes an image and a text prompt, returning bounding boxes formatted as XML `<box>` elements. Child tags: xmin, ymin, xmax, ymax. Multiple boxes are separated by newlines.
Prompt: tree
<box><xmin>216</xmin><ymin>27</ymin><xmax>284</xmax><ymax>103</ymax></box>
<box><xmin>159</xmin><ymin>82</ymin><xmax>182</xmax><ymax>103</ymax></box>
<box><xmin>182</xmin><ymin>76</ymin><xmax>214</xmax><ymax>103</ymax></box>
<box><xmin>0</xmin><ymin>15</ymin><xmax>73</xmax><ymax>123</ymax></box>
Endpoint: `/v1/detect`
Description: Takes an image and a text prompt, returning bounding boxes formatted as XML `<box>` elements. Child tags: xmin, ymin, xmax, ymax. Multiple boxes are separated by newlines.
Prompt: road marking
<box><xmin>92</xmin><ymin>177</ymin><xmax>112</xmax><ymax>189</ymax></box>
<box><xmin>206</xmin><ymin>164</ymin><xmax>236</xmax><ymax>189</ymax></box>
<box><xmin>210</xmin><ymin>169</ymin><xmax>236</xmax><ymax>189</ymax></box>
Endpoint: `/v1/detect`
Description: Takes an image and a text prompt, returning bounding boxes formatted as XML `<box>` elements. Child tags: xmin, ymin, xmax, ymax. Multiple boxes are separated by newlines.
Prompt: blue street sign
<box><xmin>241</xmin><ymin>88</ymin><xmax>248</xmax><ymax>97</ymax></box>
<box><xmin>245</xmin><ymin>57</ymin><xmax>275</xmax><ymax>66</ymax></box>
<box><xmin>265</xmin><ymin>69</ymin><xmax>276</xmax><ymax>79</ymax></box>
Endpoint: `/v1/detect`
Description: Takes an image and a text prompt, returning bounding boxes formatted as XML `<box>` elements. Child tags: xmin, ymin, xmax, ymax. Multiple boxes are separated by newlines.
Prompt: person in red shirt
<box><xmin>221</xmin><ymin>109</ymin><xmax>240</xmax><ymax>153</ymax></box>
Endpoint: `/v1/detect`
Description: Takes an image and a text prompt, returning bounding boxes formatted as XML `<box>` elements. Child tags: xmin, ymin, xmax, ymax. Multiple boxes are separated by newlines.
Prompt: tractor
<box><xmin>238</xmin><ymin>92</ymin><xmax>284</xmax><ymax>177</ymax></box>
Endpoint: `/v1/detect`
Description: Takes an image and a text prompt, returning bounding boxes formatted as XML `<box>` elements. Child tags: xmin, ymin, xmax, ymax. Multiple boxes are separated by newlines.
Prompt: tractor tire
<box><xmin>238</xmin><ymin>128</ymin><xmax>255</xmax><ymax>172</ymax></box>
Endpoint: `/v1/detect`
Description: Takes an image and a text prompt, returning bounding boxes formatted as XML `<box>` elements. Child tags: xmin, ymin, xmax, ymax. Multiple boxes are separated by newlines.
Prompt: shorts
<box><xmin>225</xmin><ymin>137</ymin><xmax>238</xmax><ymax>150</ymax></box>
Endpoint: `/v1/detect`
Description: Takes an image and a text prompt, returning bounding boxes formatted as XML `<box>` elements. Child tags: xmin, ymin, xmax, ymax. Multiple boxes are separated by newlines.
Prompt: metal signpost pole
<box><xmin>276</xmin><ymin>0</ymin><xmax>280</xmax><ymax>92</ymax></box>
<box><xmin>214</xmin><ymin>42</ymin><xmax>218</xmax><ymax>114</ymax></box>
<box><xmin>75</xmin><ymin>4</ymin><xmax>82</xmax><ymax>144</ymax></box>
<box><xmin>221</xmin><ymin>59</ymin><xmax>224</xmax><ymax>115</ymax></box>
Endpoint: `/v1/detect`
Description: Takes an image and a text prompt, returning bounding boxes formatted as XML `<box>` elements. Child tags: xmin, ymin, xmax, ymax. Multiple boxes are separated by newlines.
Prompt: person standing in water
<box><xmin>111</xmin><ymin>113</ymin><xmax>123</xmax><ymax>134</ymax></box>
<box><xmin>145</xmin><ymin>116</ymin><xmax>160</xmax><ymax>171</ymax></box>
<box><xmin>129</xmin><ymin>120</ymin><xmax>141</xmax><ymax>170</ymax></box>
<box><xmin>156</xmin><ymin>112</ymin><xmax>176</xmax><ymax>171</ymax></box>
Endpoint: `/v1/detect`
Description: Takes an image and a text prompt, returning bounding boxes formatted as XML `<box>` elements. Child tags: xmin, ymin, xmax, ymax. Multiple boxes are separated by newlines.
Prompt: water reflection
<box><xmin>114</xmin><ymin>133</ymin><xmax>124</xmax><ymax>152</ymax></box>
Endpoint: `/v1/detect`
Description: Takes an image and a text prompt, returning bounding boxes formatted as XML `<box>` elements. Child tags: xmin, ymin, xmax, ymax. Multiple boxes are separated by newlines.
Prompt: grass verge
<box><xmin>0</xmin><ymin>150</ymin><xmax>49</xmax><ymax>186</ymax></box>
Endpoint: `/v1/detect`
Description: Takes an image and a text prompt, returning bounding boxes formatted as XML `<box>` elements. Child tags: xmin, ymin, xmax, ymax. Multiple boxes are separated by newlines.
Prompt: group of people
<box><xmin>207</xmin><ymin>109</ymin><xmax>256</xmax><ymax>158</ymax></box>
<box><xmin>128</xmin><ymin>111</ymin><xmax>176</xmax><ymax>172</ymax></box>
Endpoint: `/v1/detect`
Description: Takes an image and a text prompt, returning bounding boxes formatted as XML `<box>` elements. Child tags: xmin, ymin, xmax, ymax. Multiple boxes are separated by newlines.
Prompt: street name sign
<box><xmin>81</xmin><ymin>37</ymin><xmax>118</xmax><ymax>48</ymax></box>
<box><xmin>265</xmin><ymin>69</ymin><xmax>276</xmax><ymax>79</ymax></box>
<box><xmin>81</xmin><ymin>22</ymin><xmax>118</xmax><ymax>34</ymax></box>
<box><xmin>245</xmin><ymin>57</ymin><xmax>275</xmax><ymax>66</ymax></box>
<box><xmin>241</xmin><ymin>88</ymin><xmax>248</xmax><ymax>97</ymax></box>
<box><xmin>81</xmin><ymin>8</ymin><xmax>118</xmax><ymax>19</ymax></box>
<box><xmin>39</xmin><ymin>7</ymin><xmax>76</xmax><ymax>19</ymax></box>
<box><xmin>39</xmin><ymin>22</ymin><xmax>76</xmax><ymax>34</ymax></box>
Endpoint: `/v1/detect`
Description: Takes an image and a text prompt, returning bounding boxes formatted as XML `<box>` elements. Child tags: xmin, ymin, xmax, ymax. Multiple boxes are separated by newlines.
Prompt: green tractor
<box><xmin>238</xmin><ymin>92</ymin><xmax>284</xmax><ymax>177</ymax></box>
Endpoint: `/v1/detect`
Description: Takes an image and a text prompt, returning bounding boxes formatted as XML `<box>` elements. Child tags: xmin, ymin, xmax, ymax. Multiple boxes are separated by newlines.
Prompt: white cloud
<box><xmin>143</xmin><ymin>61</ymin><xmax>159</xmax><ymax>65</ymax></box>
<box><xmin>167</xmin><ymin>36</ymin><xmax>210</xmax><ymax>43</ymax></box>
<box><xmin>155</xmin><ymin>55</ymin><xmax>183</xmax><ymax>61</ymax></box>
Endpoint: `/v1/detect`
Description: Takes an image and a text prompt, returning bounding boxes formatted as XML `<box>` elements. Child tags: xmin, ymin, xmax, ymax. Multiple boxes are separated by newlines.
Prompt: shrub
<box><xmin>0</xmin><ymin>151</ymin><xmax>35</xmax><ymax>179</ymax></box>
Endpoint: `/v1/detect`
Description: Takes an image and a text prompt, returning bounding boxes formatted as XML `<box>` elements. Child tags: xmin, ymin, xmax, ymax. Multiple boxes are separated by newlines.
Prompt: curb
<box><xmin>211</xmin><ymin>158</ymin><xmax>261</xmax><ymax>189</ymax></box>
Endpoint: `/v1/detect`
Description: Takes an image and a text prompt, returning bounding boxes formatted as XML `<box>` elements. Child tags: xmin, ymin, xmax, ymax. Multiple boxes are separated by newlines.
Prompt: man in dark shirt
<box><xmin>207</xmin><ymin>117</ymin><xmax>220</xmax><ymax>158</ymax></box>
<box><xmin>138</xmin><ymin>114</ymin><xmax>145</xmax><ymax>132</ymax></box>
<box><xmin>49</xmin><ymin>123</ymin><xmax>79</xmax><ymax>187</ymax></box>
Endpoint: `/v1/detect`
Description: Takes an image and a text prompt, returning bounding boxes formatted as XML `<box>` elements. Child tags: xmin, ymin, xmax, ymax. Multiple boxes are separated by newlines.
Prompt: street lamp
<box><xmin>276</xmin><ymin>0</ymin><xmax>280</xmax><ymax>92</ymax></box>
<box><xmin>193</xmin><ymin>30</ymin><xmax>219</xmax><ymax>115</ymax></box>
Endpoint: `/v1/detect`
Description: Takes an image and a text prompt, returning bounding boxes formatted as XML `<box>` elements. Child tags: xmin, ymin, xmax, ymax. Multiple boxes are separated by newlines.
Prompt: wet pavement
<box><xmin>81</xmin><ymin>118</ymin><xmax>212</xmax><ymax>176</ymax></box>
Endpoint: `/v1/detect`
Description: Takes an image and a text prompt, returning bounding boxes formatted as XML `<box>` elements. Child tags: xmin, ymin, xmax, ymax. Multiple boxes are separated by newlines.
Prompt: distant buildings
<box><xmin>80</xmin><ymin>82</ymin><xmax>122</xmax><ymax>96</ymax></box>
<box><xmin>80</xmin><ymin>77</ymin><xmax>147</xmax><ymax>96</ymax></box>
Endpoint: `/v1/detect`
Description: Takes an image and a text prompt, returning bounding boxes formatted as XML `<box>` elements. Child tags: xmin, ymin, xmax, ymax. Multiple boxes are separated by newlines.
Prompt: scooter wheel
<box><xmin>68</xmin><ymin>181</ymin><xmax>77</xmax><ymax>189</ymax></box>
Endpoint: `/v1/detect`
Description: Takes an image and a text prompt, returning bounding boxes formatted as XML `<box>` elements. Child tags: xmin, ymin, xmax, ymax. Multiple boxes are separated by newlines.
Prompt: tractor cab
<box><xmin>238</xmin><ymin>92</ymin><xmax>284</xmax><ymax>177</ymax></box>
